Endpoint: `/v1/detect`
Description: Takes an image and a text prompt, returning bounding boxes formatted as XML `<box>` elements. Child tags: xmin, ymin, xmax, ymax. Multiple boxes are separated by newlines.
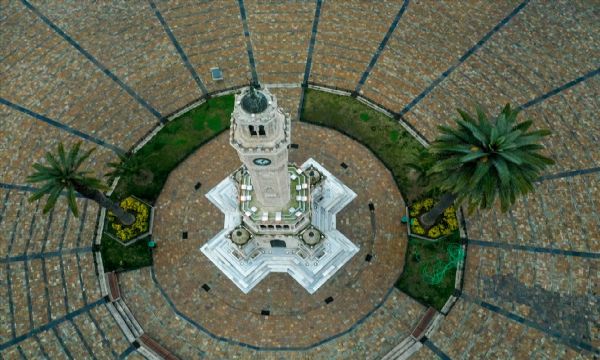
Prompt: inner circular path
<box><xmin>149</xmin><ymin>122</ymin><xmax>409</xmax><ymax>348</ymax></box>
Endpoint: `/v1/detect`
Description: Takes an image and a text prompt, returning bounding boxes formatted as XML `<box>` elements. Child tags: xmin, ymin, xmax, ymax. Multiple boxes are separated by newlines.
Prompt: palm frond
<box><xmin>42</xmin><ymin>187</ymin><xmax>62</xmax><ymax>214</ymax></box>
<box><xmin>427</xmin><ymin>104</ymin><xmax>553</xmax><ymax>213</ymax></box>
<box><xmin>67</xmin><ymin>187</ymin><xmax>79</xmax><ymax>217</ymax></box>
<box><xmin>27</xmin><ymin>142</ymin><xmax>103</xmax><ymax>215</ymax></box>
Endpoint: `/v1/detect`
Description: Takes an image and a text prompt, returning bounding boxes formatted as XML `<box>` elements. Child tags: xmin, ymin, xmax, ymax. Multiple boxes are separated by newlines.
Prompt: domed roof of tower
<box><xmin>241</xmin><ymin>85</ymin><xmax>268</xmax><ymax>114</ymax></box>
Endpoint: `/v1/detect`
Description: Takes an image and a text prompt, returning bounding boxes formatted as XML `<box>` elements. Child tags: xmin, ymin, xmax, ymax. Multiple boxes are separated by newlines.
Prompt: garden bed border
<box><xmin>89</xmin><ymin>85</ymin><xmax>470</xmax><ymax>359</ymax></box>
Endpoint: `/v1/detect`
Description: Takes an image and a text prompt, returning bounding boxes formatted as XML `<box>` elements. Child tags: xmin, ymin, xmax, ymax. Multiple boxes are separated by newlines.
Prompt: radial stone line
<box><xmin>399</xmin><ymin>0</ymin><xmax>530</xmax><ymax>116</ymax></box>
<box><xmin>0</xmin><ymin>298</ymin><xmax>106</xmax><ymax>351</ymax></box>
<box><xmin>355</xmin><ymin>0</ymin><xmax>410</xmax><ymax>93</ymax></box>
<box><xmin>461</xmin><ymin>293</ymin><xmax>599</xmax><ymax>355</ymax></box>
<box><xmin>237</xmin><ymin>0</ymin><xmax>259</xmax><ymax>84</ymax></box>
<box><xmin>148</xmin><ymin>0</ymin><xmax>208</xmax><ymax>94</ymax></box>
<box><xmin>20</xmin><ymin>0</ymin><xmax>164</xmax><ymax>121</ymax></box>
<box><xmin>520</xmin><ymin>67</ymin><xmax>600</xmax><ymax>109</ymax></box>
<box><xmin>0</xmin><ymin>98</ymin><xmax>125</xmax><ymax>154</ymax></box>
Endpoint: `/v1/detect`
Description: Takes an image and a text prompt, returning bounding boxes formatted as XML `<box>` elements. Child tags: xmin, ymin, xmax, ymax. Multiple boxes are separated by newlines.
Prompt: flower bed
<box><xmin>409</xmin><ymin>198</ymin><xmax>458</xmax><ymax>239</ymax></box>
<box><xmin>105</xmin><ymin>196</ymin><xmax>153</xmax><ymax>245</ymax></box>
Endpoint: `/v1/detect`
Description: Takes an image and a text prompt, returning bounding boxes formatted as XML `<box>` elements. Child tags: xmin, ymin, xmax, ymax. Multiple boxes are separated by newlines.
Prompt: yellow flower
<box><xmin>108</xmin><ymin>197</ymin><xmax>151</xmax><ymax>241</ymax></box>
<box><xmin>423</xmin><ymin>198</ymin><xmax>434</xmax><ymax>208</ymax></box>
<box><xmin>428</xmin><ymin>227</ymin><xmax>440</xmax><ymax>238</ymax></box>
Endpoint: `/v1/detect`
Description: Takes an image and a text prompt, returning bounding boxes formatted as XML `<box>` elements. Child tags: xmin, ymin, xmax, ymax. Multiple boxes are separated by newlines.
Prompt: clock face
<box><xmin>253</xmin><ymin>158</ymin><xmax>271</xmax><ymax>166</ymax></box>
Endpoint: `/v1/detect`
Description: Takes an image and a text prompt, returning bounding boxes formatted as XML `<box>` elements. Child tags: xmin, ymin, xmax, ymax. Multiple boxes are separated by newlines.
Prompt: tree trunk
<box><xmin>73</xmin><ymin>183</ymin><xmax>135</xmax><ymax>226</ymax></box>
<box><xmin>419</xmin><ymin>193</ymin><xmax>456</xmax><ymax>231</ymax></box>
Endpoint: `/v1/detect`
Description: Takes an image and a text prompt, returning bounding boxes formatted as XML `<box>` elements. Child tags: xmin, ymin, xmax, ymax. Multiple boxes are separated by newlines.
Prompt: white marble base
<box><xmin>200</xmin><ymin>158</ymin><xmax>358</xmax><ymax>294</ymax></box>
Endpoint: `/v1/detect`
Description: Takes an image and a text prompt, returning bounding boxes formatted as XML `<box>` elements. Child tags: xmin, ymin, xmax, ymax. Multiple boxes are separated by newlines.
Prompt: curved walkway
<box><xmin>117</xmin><ymin>123</ymin><xmax>425</xmax><ymax>356</ymax></box>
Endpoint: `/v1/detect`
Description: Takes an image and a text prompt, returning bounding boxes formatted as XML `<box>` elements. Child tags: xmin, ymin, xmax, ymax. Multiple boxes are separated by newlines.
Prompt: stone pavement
<box><xmin>143</xmin><ymin>122</ymin><xmax>420</xmax><ymax>351</ymax></box>
<box><xmin>1</xmin><ymin>1</ymin><xmax>598</xmax><ymax>358</ymax></box>
<box><xmin>120</xmin><ymin>267</ymin><xmax>425</xmax><ymax>359</ymax></box>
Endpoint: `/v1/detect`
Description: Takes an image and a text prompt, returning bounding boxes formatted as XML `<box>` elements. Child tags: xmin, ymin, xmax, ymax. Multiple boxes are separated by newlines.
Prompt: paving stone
<box><xmin>0</xmin><ymin>106</ymin><xmax>117</xmax><ymax>187</ymax></box>
<box><xmin>27</xmin><ymin>259</ymin><xmax>50</xmax><ymax>329</ymax></box>
<box><xmin>63</xmin><ymin>255</ymin><xmax>85</xmax><ymax>313</ymax></box>
<box><xmin>72</xmin><ymin>313</ymin><xmax>114</xmax><ymax>360</ymax></box>
<box><xmin>0</xmin><ymin>264</ymin><xmax>13</xmax><ymax>343</ymax></box>
<box><xmin>123</xmin><ymin>351</ymin><xmax>147</xmax><ymax>360</ymax></box>
<box><xmin>246</xmin><ymin>0</ymin><xmax>315</xmax><ymax>85</ymax></box>
<box><xmin>464</xmin><ymin>246</ymin><xmax>600</xmax><ymax>343</ymax></box>
<box><xmin>0</xmin><ymin>192</ymin><xmax>26</xmax><ymax>258</ymax></box>
<box><xmin>29</xmin><ymin>1</ymin><xmax>204</xmax><ymax>115</ymax></box>
<box><xmin>155</xmin><ymin>0</ymin><xmax>251</xmax><ymax>92</ymax></box>
<box><xmin>37</xmin><ymin>330</ymin><xmax>70</xmax><ymax>359</ymax></box>
<box><xmin>45</xmin><ymin>257</ymin><xmax>67</xmax><ymax>321</ymax></box>
<box><xmin>409</xmin><ymin>344</ymin><xmax>436</xmax><ymax>360</ymax></box>
<box><xmin>6</xmin><ymin>198</ymin><xmax>37</xmax><ymax>258</ymax></box>
<box><xmin>16</xmin><ymin>336</ymin><xmax>45</xmax><ymax>359</ymax></box>
<box><xmin>361</xmin><ymin>0</ymin><xmax>519</xmax><ymax>111</ymax></box>
<box><xmin>0</xmin><ymin>345</ymin><xmax>22</xmax><ymax>359</ymax></box>
<box><xmin>78</xmin><ymin>252</ymin><xmax>101</xmax><ymax>301</ymax></box>
<box><xmin>433</xmin><ymin>297</ymin><xmax>597</xmax><ymax>359</ymax></box>
<box><xmin>150</xmin><ymin>123</ymin><xmax>409</xmax><ymax>348</ymax></box>
<box><xmin>0</xmin><ymin>2</ymin><xmax>598</xmax><ymax>358</ymax></box>
<box><xmin>9</xmin><ymin>263</ymin><xmax>30</xmax><ymax>337</ymax></box>
<box><xmin>1</xmin><ymin>1</ymin><xmax>158</xmax><ymax>151</ymax></box>
<box><xmin>403</xmin><ymin>1</ymin><xmax>600</xmax><ymax>142</ymax></box>
<box><xmin>55</xmin><ymin>320</ymin><xmax>92</xmax><ymax>359</ymax></box>
<box><xmin>310</xmin><ymin>0</ymin><xmax>401</xmax><ymax>91</ymax></box>
<box><xmin>90</xmin><ymin>304</ymin><xmax>131</xmax><ymax>355</ymax></box>
<box><xmin>466</xmin><ymin>173</ymin><xmax>600</xmax><ymax>253</ymax></box>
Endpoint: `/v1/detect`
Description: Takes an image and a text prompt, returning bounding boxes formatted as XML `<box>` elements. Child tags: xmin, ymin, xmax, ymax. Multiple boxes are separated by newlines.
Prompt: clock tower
<box><xmin>230</xmin><ymin>85</ymin><xmax>291</xmax><ymax>209</ymax></box>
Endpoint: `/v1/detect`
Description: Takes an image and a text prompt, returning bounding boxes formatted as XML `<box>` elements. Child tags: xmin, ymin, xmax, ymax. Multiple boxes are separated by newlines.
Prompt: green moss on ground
<box><xmin>300</xmin><ymin>89</ymin><xmax>427</xmax><ymax>198</ymax></box>
<box><xmin>301</xmin><ymin>89</ymin><xmax>460</xmax><ymax>311</ymax></box>
<box><xmin>111</xmin><ymin>95</ymin><xmax>234</xmax><ymax>202</ymax></box>
<box><xmin>101</xmin><ymin>234</ymin><xmax>153</xmax><ymax>272</ymax></box>
<box><xmin>395</xmin><ymin>232</ymin><xmax>461</xmax><ymax>311</ymax></box>
<box><xmin>103</xmin><ymin>95</ymin><xmax>234</xmax><ymax>271</ymax></box>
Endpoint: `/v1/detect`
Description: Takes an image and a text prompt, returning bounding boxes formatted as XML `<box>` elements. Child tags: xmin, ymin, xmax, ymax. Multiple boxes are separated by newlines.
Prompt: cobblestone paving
<box><xmin>246</xmin><ymin>1</ymin><xmax>315</xmax><ymax>85</ymax></box>
<box><xmin>0</xmin><ymin>187</ymin><xmax>131</xmax><ymax>359</ymax></box>
<box><xmin>429</xmin><ymin>298</ymin><xmax>591</xmax><ymax>359</ymax></box>
<box><xmin>466</xmin><ymin>173</ymin><xmax>600</xmax><ymax>253</ymax></box>
<box><xmin>517</xmin><ymin>76</ymin><xmax>600</xmax><ymax>173</ymax></box>
<box><xmin>1</xmin><ymin>101</ymin><xmax>118</xmax><ymax>185</ymax></box>
<box><xmin>28</xmin><ymin>1</ymin><xmax>204</xmax><ymax>115</ymax></box>
<box><xmin>120</xmin><ymin>267</ymin><xmax>425</xmax><ymax>359</ymax></box>
<box><xmin>402</xmin><ymin>1</ymin><xmax>600</xmax><ymax>142</ymax></box>
<box><xmin>148</xmin><ymin>122</ymin><xmax>415</xmax><ymax>349</ymax></box>
<box><xmin>465</xmin><ymin>245</ymin><xmax>599</xmax><ymax>351</ymax></box>
<box><xmin>409</xmin><ymin>344</ymin><xmax>437</xmax><ymax>360</ymax></box>
<box><xmin>268</xmin><ymin>87</ymin><xmax>303</xmax><ymax>120</ymax></box>
<box><xmin>154</xmin><ymin>0</ymin><xmax>251</xmax><ymax>92</ymax></box>
<box><xmin>360</xmin><ymin>0</ymin><xmax>519</xmax><ymax>110</ymax></box>
<box><xmin>310</xmin><ymin>0</ymin><xmax>401</xmax><ymax>91</ymax></box>
<box><xmin>1</xmin><ymin>1</ymin><xmax>599</xmax><ymax>358</ymax></box>
<box><xmin>0</xmin><ymin>1</ymin><xmax>159</xmax><ymax>149</ymax></box>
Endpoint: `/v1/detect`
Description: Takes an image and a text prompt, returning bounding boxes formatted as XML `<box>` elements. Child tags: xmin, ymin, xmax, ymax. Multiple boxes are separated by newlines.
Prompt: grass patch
<box><xmin>301</xmin><ymin>89</ymin><xmax>458</xmax><ymax>310</ymax></box>
<box><xmin>101</xmin><ymin>234</ymin><xmax>153</xmax><ymax>272</ymax></box>
<box><xmin>300</xmin><ymin>89</ymin><xmax>427</xmax><ymax>198</ymax></box>
<box><xmin>103</xmin><ymin>95</ymin><xmax>234</xmax><ymax>272</ymax></box>
<box><xmin>395</xmin><ymin>232</ymin><xmax>460</xmax><ymax>311</ymax></box>
<box><xmin>112</xmin><ymin>95</ymin><xmax>234</xmax><ymax>202</ymax></box>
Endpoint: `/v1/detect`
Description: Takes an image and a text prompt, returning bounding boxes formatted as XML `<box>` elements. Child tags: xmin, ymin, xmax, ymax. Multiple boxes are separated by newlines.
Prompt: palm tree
<box><xmin>105</xmin><ymin>152</ymin><xmax>141</xmax><ymax>182</ymax></box>
<box><xmin>406</xmin><ymin>149</ymin><xmax>437</xmax><ymax>201</ymax></box>
<box><xmin>27</xmin><ymin>142</ymin><xmax>135</xmax><ymax>225</ymax></box>
<box><xmin>419</xmin><ymin>104</ymin><xmax>554</xmax><ymax>229</ymax></box>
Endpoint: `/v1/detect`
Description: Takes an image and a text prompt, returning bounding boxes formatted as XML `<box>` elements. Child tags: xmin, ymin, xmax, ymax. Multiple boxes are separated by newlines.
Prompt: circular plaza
<box><xmin>1</xmin><ymin>1</ymin><xmax>598</xmax><ymax>359</ymax></box>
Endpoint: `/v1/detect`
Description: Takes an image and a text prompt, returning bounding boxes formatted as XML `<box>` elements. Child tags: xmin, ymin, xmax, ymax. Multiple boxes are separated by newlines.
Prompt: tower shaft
<box><xmin>230</xmin><ymin>86</ymin><xmax>291</xmax><ymax>209</ymax></box>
